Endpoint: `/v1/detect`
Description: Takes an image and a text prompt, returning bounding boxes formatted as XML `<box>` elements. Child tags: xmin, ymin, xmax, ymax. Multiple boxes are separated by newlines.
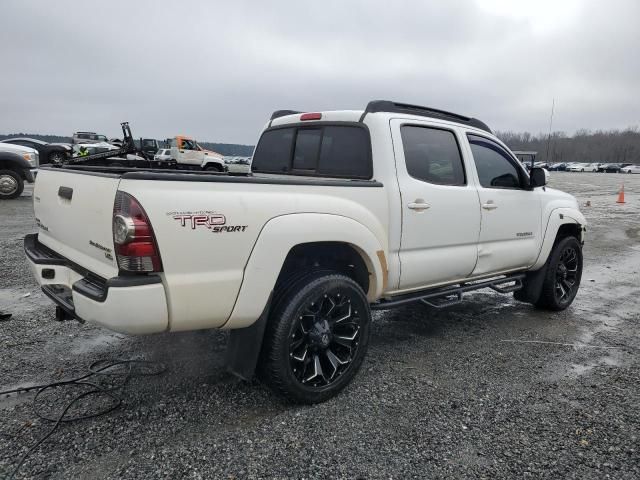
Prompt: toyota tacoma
<box><xmin>24</xmin><ymin>100</ymin><xmax>586</xmax><ymax>403</ymax></box>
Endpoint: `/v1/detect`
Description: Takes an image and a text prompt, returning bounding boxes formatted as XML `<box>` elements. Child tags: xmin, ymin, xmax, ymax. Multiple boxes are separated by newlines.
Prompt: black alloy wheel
<box><xmin>289</xmin><ymin>290</ymin><xmax>363</xmax><ymax>388</ymax></box>
<box><xmin>536</xmin><ymin>236</ymin><xmax>583</xmax><ymax>311</ymax></box>
<box><xmin>554</xmin><ymin>246</ymin><xmax>580</xmax><ymax>305</ymax></box>
<box><xmin>261</xmin><ymin>272</ymin><xmax>371</xmax><ymax>404</ymax></box>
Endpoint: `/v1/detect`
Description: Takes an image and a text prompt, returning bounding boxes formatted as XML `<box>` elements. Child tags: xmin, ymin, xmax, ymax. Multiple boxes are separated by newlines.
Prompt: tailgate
<box><xmin>33</xmin><ymin>168</ymin><xmax>121</xmax><ymax>279</ymax></box>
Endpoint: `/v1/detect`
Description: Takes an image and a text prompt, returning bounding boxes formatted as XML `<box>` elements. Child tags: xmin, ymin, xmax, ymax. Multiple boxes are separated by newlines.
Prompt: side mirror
<box><xmin>530</xmin><ymin>167</ymin><xmax>547</xmax><ymax>188</ymax></box>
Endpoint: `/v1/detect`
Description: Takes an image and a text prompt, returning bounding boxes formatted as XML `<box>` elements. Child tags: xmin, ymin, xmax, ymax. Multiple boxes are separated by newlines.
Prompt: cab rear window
<box><xmin>252</xmin><ymin>124</ymin><xmax>372</xmax><ymax>179</ymax></box>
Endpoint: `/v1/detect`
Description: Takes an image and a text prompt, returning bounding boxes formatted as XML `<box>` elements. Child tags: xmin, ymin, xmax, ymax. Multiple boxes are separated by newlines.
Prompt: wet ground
<box><xmin>1</xmin><ymin>173</ymin><xmax>639</xmax><ymax>479</ymax></box>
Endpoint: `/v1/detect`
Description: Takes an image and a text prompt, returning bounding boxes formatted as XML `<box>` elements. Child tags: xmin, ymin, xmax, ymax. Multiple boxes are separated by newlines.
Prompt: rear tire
<box><xmin>536</xmin><ymin>236</ymin><xmax>583</xmax><ymax>311</ymax></box>
<box><xmin>0</xmin><ymin>169</ymin><xmax>24</xmax><ymax>199</ymax></box>
<box><xmin>260</xmin><ymin>272</ymin><xmax>371</xmax><ymax>404</ymax></box>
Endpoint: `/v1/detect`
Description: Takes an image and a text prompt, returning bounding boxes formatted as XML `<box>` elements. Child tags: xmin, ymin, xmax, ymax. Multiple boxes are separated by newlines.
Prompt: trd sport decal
<box><xmin>168</xmin><ymin>211</ymin><xmax>248</xmax><ymax>233</ymax></box>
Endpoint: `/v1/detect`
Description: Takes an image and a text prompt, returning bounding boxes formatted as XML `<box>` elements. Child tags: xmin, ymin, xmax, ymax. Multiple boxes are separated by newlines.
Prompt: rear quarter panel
<box><xmin>118</xmin><ymin>178</ymin><xmax>388</xmax><ymax>331</ymax></box>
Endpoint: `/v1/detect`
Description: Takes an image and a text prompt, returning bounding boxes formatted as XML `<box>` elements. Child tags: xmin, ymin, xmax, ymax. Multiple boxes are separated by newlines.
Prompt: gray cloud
<box><xmin>1</xmin><ymin>0</ymin><xmax>638</xmax><ymax>144</ymax></box>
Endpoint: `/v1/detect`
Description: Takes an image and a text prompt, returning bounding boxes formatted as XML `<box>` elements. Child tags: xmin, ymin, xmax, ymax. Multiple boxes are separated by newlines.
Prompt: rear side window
<box><xmin>400</xmin><ymin>126</ymin><xmax>465</xmax><ymax>186</ymax></box>
<box><xmin>252</xmin><ymin>124</ymin><xmax>372</xmax><ymax>179</ymax></box>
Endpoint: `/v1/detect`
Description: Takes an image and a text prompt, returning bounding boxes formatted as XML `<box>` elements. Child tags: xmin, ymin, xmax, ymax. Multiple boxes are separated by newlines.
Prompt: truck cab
<box><xmin>168</xmin><ymin>136</ymin><xmax>226</xmax><ymax>172</ymax></box>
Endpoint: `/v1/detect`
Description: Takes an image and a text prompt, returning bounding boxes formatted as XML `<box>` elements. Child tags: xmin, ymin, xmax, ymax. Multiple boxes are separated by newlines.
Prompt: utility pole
<box><xmin>545</xmin><ymin>98</ymin><xmax>555</xmax><ymax>163</ymax></box>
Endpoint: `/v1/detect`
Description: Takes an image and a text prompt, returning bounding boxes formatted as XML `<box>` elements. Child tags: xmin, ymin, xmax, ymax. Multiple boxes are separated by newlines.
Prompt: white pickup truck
<box><xmin>167</xmin><ymin>136</ymin><xmax>226</xmax><ymax>172</ymax></box>
<box><xmin>25</xmin><ymin>100</ymin><xmax>586</xmax><ymax>403</ymax></box>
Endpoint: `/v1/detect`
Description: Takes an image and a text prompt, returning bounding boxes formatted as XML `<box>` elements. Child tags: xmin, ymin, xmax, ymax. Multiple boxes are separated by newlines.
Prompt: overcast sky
<box><xmin>1</xmin><ymin>0</ymin><xmax>638</xmax><ymax>144</ymax></box>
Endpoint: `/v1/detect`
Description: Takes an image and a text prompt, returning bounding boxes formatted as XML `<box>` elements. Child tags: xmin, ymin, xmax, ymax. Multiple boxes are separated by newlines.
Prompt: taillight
<box><xmin>113</xmin><ymin>191</ymin><xmax>162</xmax><ymax>273</ymax></box>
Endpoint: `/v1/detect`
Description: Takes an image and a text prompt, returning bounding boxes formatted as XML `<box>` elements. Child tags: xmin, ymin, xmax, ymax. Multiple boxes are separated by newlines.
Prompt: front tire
<box><xmin>0</xmin><ymin>169</ymin><xmax>24</xmax><ymax>199</ymax></box>
<box><xmin>536</xmin><ymin>236</ymin><xmax>583</xmax><ymax>311</ymax></box>
<box><xmin>261</xmin><ymin>272</ymin><xmax>371</xmax><ymax>404</ymax></box>
<box><xmin>204</xmin><ymin>164</ymin><xmax>223</xmax><ymax>172</ymax></box>
<box><xmin>49</xmin><ymin>151</ymin><xmax>65</xmax><ymax>164</ymax></box>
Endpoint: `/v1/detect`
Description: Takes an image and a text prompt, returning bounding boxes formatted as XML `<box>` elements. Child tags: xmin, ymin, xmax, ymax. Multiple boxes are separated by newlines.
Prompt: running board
<box><xmin>371</xmin><ymin>274</ymin><xmax>525</xmax><ymax>310</ymax></box>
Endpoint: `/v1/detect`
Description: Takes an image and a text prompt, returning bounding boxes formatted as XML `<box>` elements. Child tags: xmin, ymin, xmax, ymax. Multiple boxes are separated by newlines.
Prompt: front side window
<box><xmin>467</xmin><ymin>135</ymin><xmax>522</xmax><ymax>189</ymax></box>
<box><xmin>181</xmin><ymin>139</ymin><xmax>197</xmax><ymax>150</ymax></box>
<box><xmin>400</xmin><ymin>126</ymin><xmax>465</xmax><ymax>186</ymax></box>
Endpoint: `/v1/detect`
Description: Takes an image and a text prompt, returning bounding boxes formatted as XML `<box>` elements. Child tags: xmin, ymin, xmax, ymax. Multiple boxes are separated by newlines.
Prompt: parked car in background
<box><xmin>72</xmin><ymin>142</ymin><xmax>119</xmax><ymax>157</ymax></box>
<box><xmin>583</xmin><ymin>163</ymin><xmax>600</xmax><ymax>172</ymax></box>
<box><xmin>72</xmin><ymin>131</ymin><xmax>109</xmax><ymax>145</ymax></box>
<box><xmin>0</xmin><ymin>142</ymin><xmax>38</xmax><ymax>199</ymax></box>
<box><xmin>153</xmin><ymin>148</ymin><xmax>172</xmax><ymax>161</ymax></box>
<box><xmin>598</xmin><ymin>163</ymin><xmax>622</xmax><ymax>173</ymax></box>
<box><xmin>568</xmin><ymin>163</ymin><xmax>587</xmax><ymax>172</ymax></box>
<box><xmin>620</xmin><ymin>164</ymin><xmax>640</xmax><ymax>174</ymax></box>
<box><xmin>548</xmin><ymin>163</ymin><xmax>567</xmax><ymax>171</ymax></box>
<box><xmin>1</xmin><ymin>137</ymin><xmax>71</xmax><ymax>165</ymax></box>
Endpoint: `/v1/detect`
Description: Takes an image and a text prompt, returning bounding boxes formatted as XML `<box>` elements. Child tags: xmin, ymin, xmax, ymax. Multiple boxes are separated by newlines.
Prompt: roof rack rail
<box><xmin>270</xmin><ymin>110</ymin><xmax>302</xmax><ymax>120</ymax></box>
<box><xmin>362</xmin><ymin>100</ymin><xmax>492</xmax><ymax>133</ymax></box>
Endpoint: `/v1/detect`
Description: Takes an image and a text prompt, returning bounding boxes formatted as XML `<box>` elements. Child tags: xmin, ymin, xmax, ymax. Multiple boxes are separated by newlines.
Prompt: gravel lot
<box><xmin>1</xmin><ymin>173</ymin><xmax>639</xmax><ymax>479</ymax></box>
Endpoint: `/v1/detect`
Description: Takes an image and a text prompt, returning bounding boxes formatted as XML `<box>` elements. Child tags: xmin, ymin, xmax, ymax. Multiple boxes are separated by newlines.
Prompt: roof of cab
<box><xmin>268</xmin><ymin>100</ymin><xmax>492</xmax><ymax>133</ymax></box>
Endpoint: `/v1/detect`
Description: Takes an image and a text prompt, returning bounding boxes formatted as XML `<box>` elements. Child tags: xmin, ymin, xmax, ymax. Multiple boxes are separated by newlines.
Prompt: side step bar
<box><xmin>371</xmin><ymin>274</ymin><xmax>525</xmax><ymax>310</ymax></box>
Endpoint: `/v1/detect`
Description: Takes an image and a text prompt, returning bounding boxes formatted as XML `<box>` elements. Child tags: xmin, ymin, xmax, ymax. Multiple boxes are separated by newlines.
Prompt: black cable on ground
<box><xmin>1</xmin><ymin>359</ymin><xmax>166</xmax><ymax>480</ymax></box>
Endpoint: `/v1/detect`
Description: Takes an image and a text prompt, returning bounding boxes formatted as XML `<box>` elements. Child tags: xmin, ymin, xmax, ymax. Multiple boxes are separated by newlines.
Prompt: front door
<box><xmin>464</xmin><ymin>133</ymin><xmax>542</xmax><ymax>275</ymax></box>
<box><xmin>392</xmin><ymin>120</ymin><xmax>481</xmax><ymax>291</ymax></box>
<box><xmin>177</xmin><ymin>138</ymin><xmax>203</xmax><ymax>166</ymax></box>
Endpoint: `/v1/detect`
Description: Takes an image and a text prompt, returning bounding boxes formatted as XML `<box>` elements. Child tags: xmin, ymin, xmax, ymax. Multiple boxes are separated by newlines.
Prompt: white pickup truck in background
<box><xmin>25</xmin><ymin>100</ymin><xmax>586</xmax><ymax>403</ymax></box>
<box><xmin>167</xmin><ymin>136</ymin><xmax>226</xmax><ymax>172</ymax></box>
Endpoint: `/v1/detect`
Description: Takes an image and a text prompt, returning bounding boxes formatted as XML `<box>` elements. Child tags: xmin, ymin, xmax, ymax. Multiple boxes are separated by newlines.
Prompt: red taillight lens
<box><xmin>113</xmin><ymin>191</ymin><xmax>162</xmax><ymax>273</ymax></box>
<box><xmin>300</xmin><ymin>112</ymin><xmax>322</xmax><ymax>121</ymax></box>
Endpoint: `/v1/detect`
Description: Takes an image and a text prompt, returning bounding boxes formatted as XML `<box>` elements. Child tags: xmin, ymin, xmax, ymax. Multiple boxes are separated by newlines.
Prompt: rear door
<box><xmin>391</xmin><ymin>120</ymin><xmax>481</xmax><ymax>290</ymax></box>
<box><xmin>33</xmin><ymin>169</ymin><xmax>121</xmax><ymax>279</ymax></box>
<box><xmin>464</xmin><ymin>133</ymin><xmax>542</xmax><ymax>275</ymax></box>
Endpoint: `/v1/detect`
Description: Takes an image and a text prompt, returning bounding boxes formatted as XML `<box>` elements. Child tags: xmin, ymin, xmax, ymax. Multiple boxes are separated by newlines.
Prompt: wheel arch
<box><xmin>0</xmin><ymin>152</ymin><xmax>31</xmax><ymax>179</ymax></box>
<box><xmin>530</xmin><ymin>207</ymin><xmax>586</xmax><ymax>271</ymax></box>
<box><xmin>224</xmin><ymin>213</ymin><xmax>386</xmax><ymax>330</ymax></box>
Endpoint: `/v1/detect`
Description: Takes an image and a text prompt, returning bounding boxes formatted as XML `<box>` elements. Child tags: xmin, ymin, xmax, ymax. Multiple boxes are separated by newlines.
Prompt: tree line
<box><xmin>496</xmin><ymin>127</ymin><xmax>640</xmax><ymax>165</ymax></box>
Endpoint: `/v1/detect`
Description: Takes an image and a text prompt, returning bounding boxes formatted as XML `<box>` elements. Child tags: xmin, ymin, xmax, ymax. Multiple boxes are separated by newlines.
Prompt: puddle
<box><xmin>567</xmin><ymin>353</ymin><xmax>622</xmax><ymax>379</ymax></box>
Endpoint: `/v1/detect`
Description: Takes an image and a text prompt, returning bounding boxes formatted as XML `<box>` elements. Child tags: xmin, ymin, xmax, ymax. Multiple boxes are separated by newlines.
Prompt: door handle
<box><xmin>407</xmin><ymin>200</ymin><xmax>430</xmax><ymax>211</ymax></box>
<box><xmin>482</xmin><ymin>201</ymin><xmax>498</xmax><ymax>210</ymax></box>
<box><xmin>58</xmin><ymin>186</ymin><xmax>73</xmax><ymax>200</ymax></box>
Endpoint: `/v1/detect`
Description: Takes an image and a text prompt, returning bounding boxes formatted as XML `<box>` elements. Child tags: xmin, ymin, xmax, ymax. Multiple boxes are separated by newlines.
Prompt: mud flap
<box><xmin>225</xmin><ymin>294</ymin><xmax>272</xmax><ymax>381</ymax></box>
<box><xmin>513</xmin><ymin>265</ymin><xmax>547</xmax><ymax>304</ymax></box>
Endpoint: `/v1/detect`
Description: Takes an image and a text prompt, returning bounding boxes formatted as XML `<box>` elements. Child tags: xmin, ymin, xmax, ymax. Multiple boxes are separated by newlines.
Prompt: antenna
<box><xmin>544</xmin><ymin>98</ymin><xmax>555</xmax><ymax>165</ymax></box>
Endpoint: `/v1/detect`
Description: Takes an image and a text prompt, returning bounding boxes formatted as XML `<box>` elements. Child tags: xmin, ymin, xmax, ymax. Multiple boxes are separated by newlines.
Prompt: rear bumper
<box><xmin>24</xmin><ymin>234</ymin><xmax>168</xmax><ymax>334</ymax></box>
